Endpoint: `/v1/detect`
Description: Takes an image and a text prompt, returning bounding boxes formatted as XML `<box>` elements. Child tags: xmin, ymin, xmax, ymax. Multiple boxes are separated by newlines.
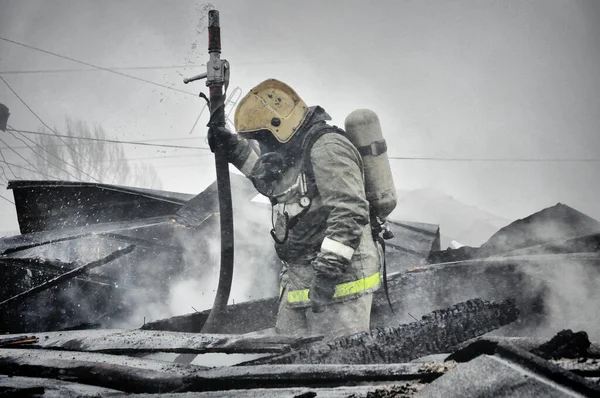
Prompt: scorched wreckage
<box><xmin>1</xmin><ymin>8</ymin><xmax>600</xmax><ymax>398</ymax></box>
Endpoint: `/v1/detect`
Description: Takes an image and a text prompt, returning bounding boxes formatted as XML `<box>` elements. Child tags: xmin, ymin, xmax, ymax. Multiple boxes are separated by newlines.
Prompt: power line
<box><xmin>1</xmin><ymin>77</ymin><xmax>102</xmax><ymax>182</ymax></box>
<box><xmin>0</xmin><ymin>60</ymin><xmax>296</xmax><ymax>76</ymax></box>
<box><xmin>0</xmin><ymin>193</ymin><xmax>14</xmax><ymax>205</ymax></box>
<box><xmin>387</xmin><ymin>156</ymin><xmax>600</xmax><ymax>163</ymax></box>
<box><xmin>0</xmin><ymin>135</ymin><xmax>208</xmax><ymax>150</ymax></box>
<box><xmin>0</xmin><ymin>37</ymin><xmax>197</xmax><ymax>96</ymax></box>
<box><xmin>0</xmin><ymin>159</ymin><xmax>51</xmax><ymax>178</ymax></box>
<box><xmin>8</xmin><ymin>128</ymin><xmax>211</xmax><ymax>150</ymax></box>
<box><xmin>0</xmin><ymin>136</ymin><xmax>53</xmax><ymax>179</ymax></box>
<box><xmin>0</xmin><ymin>147</ymin><xmax>18</xmax><ymax>180</ymax></box>
<box><xmin>7</xmin><ymin>127</ymin><xmax>85</xmax><ymax>181</ymax></box>
<box><xmin>0</xmin><ymin>64</ymin><xmax>204</xmax><ymax>75</ymax></box>
<box><xmin>96</xmin><ymin>153</ymin><xmax>213</xmax><ymax>163</ymax></box>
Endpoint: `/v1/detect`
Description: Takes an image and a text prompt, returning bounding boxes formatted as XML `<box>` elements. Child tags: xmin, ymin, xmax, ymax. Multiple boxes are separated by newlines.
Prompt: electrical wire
<box><xmin>7</xmin><ymin>126</ymin><xmax>85</xmax><ymax>181</ymax></box>
<box><xmin>8</xmin><ymin>128</ymin><xmax>211</xmax><ymax>150</ymax></box>
<box><xmin>0</xmin><ymin>136</ymin><xmax>54</xmax><ymax>179</ymax></box>
<box><xmin>387</xmin><ymin>156</ymin><xmax>600</xmax><ymax>163</ymax></box>
<box><xmin>0</xmin><ymin>37</ymin><xmax>197</xmax><ymax>96</ymax></box>
<box><xmin>0</xmin><ymin>159</ymin><xmax>52</xmax><ymax>178</ymax></box>
<box><xmin>0</xmin><ymin>147</ymin><xmax>18</xmax><ymax>180</ymax></box>
<box><xmin>0</xmin><ymin>135</ymin><xmax>208</xmax><ymax>151</ymax></box>
<box><xmin>0</xmin><ymin>64</ymin><xmax>204</xmax><ymax>74</ymax></box>
<box><xmin>1</xmin><ymin>77</ymin><xmax>102</xmax><ymax>182</ymax></box>
<box><xmin>0</xmin><ymin>193</ymin><xmax>14</xmax><ymax>205</ymax></box>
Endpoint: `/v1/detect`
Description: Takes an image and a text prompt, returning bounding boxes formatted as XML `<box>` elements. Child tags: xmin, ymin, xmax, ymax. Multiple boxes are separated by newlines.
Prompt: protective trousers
<box><xmin>275</xmin><ymin>286</ymin><xmax>373</xmax><ymax>338</ymax></box>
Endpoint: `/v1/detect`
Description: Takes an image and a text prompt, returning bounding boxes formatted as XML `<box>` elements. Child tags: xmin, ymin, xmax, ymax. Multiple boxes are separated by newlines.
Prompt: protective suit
<box><xmin>215</xmin><ymin>79</ymin><xmax>381</xmax><ymax>338</ymax></box>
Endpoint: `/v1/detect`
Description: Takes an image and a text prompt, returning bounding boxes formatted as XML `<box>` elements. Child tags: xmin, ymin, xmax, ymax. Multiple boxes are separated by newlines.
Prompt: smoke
<box><xmin>111</xmin><ymin>194</ymin><xmax>280</xmax><ymax>329</ymax></box>
<box><xmin>392</xmin><ymin>204</ymin><xmax>600</xmax><ymax>341</ymax></box>
<box><xmin>535</xmin><ymin>255</ymin><xmax>600</xmax><ymax>339</ymax></box>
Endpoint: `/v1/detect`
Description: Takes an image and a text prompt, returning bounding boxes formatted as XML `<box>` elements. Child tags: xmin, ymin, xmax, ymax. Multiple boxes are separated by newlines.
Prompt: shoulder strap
<box><xmin>300</xmin><ymin>124</ymin><xmax>344</xmax><ymax>199</ymax></box>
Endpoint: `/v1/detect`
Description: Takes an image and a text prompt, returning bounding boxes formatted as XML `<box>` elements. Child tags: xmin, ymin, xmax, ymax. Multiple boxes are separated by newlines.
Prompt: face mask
<box><xmin>249</xmin><ymin>152</ymin><xmax>286</xmax><ymax>195</ymax></box>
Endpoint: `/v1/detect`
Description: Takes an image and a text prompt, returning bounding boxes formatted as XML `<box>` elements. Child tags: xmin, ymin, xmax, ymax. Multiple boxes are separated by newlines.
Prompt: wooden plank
<box><xmin>0</xmin><ymin>329</ymin><xmax>321</xmax><ymax>354</ymax></box>
<box><xmin>178</xmin><ymin>363</ymin><xmax>440</xmax><ymax>392</ymax></box>
<box><xmin>0</xmin><ymin>348</ymin><xmax>201</xmax><ymax>393</ymax></box>
<box><xmin>107</xmin><ymin>383</ymin><xmax>424</xmax><ymax>398</ymax></box>
<box><xmin>0</xmin><ymin>375</ymin><xmax>124</xmax><ymax>397</ymax></box>
<box><xmin>0</xmin><ymin>348</ymin><xmax>440</xmax><ymax>394</ymax></box>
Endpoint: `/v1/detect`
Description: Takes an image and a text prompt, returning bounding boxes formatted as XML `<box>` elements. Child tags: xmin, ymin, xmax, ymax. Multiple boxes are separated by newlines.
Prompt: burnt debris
<box><xmin>243</xmin><ymin>298</ymin><xmax>519</xmax><ymax>365</ymax></box>
<box><xmin>531</xmin><ymin>329</ymin><xmax>592</xmax><ymax>360</ymax></box>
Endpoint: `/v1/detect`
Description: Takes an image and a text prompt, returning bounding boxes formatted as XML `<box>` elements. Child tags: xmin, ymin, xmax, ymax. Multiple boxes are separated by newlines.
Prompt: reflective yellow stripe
<box><xmin>286</xmin><ymin>272</ymin><xmax>380</xmax><ymax>303</ymax></box>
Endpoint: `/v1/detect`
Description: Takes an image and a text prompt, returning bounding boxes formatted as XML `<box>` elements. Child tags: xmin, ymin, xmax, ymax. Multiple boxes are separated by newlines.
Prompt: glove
<box><xmin>207</xmin><ymin>125</ymin><xmax>238</xmax><ymax>155</ymax></box>
<box><xmin>309</xmin><ymin>271</ymin><xmax>337</xmax><ymax>313</ymax></box>
<box><xmin>309</xmin><ymin>254</ymin><xmax>347</xmax><ymax>313</ymax></box>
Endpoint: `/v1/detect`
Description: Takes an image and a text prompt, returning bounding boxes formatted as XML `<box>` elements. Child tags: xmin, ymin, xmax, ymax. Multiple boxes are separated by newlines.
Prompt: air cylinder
<box><xmin>344</xmin><ymin>109</ymin><xmax>397</xmax><ymax>219</ymax></box>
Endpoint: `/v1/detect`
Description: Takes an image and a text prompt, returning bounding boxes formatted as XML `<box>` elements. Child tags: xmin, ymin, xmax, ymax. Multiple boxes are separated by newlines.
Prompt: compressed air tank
<box><xmin>344</xmin><ymin>109</ymin><xmax>397</xmax><ymax>219</ymax></box>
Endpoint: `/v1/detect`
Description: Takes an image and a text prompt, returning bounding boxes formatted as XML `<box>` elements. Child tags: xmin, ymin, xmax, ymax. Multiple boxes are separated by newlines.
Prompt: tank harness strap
<box><xmin>287</xmin><ymin>271</ymin><xmax>381</xmax><ymax>303</ymax></box>
<box><xmin>356</xmin><ymin>139</ymin><xmax>388</xmax><ymax>157</ymax></box>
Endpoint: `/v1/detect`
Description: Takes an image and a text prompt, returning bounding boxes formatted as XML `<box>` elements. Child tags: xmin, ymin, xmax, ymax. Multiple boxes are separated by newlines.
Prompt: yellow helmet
<box><xmin>234</xmin><ymin>79</ymin><xmax>308</xmax><ymax>143</ymax></box>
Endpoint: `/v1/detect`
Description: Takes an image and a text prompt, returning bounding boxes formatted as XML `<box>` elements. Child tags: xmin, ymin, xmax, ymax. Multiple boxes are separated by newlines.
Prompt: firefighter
<box><xmin>208</xmin><ymin>79</ymin><xmax>381</xmax><ymax>337</ymax></box>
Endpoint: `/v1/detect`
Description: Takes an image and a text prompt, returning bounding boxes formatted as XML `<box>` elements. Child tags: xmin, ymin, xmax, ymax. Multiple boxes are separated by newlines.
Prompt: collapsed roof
<box><xmin>1</xmin><ymin>179</ymin><xmax>600</xmax><ymax>396</ymax></box>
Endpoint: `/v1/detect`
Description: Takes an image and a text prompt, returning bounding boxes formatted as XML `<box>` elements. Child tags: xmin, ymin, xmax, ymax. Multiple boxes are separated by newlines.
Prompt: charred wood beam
<box><xmin>0</xmin><ymin>329</ymin><xmax>322</xmax><ymax>355</ymax></box>
<box><xmin>0</xmin><ymin>348</ymin><xmax>199</xmax><ymax>393</ymax></box>
<box><xmin>141</xmin><ymin>296</ymin><xmax>278</xmax><ymax>334</ymax></box>
<box><xmin>0</xmin><ymin>246</ymin><xmax>135</xmax><ymax>308</ymax></box>
<box><xmin>178</xmin><ymin>363</ymin><xmax>442</xmax><ymax>392</ymax></box>
<box><xmin>0</xmin><ymin>348</ymin><xmax>441</xmax><ymax>394</ymax></box>
<box><xmin>242</xmin><ymin>298</ymin><xmax>519</xmax><ymax>365</ymax></box>
<box><xmin>108</xmin><ymin>383</ymin><xmax>424</xmax><ymax>398</ymax></box>
<box><xmin>0</xmin><ymin>375</ymin><xmax>124</xmax><ymax>397</ymax></box>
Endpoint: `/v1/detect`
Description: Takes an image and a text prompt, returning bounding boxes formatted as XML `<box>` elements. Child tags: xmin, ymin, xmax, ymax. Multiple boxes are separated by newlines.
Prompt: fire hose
<box><xmin>183</xmin><ymin>9</ymin><xmax>234</xmax><ymax>333</ymax></box>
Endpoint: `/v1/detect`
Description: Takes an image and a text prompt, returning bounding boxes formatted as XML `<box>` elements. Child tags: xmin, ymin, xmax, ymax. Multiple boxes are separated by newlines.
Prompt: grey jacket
<box><xmin>232</xmin><ymin>107</ymin><xmax>381</xmax><ymax>307</ymax></box>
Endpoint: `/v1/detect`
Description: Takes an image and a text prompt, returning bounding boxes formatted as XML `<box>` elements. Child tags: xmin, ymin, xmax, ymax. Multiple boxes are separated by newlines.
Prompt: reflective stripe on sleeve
<box><xmin>321</xmin><ymin>237</ymin><xmax>355</xmax><ymax>261</ymax></box>
<box><xmin>286</xmin><ymin>272</ymin><xmax>380</xmax><ymax>304</ymax></box>
<box><xmin>238</xmin><ymin>154</ymin><xmax>256</xmax><ymax>177</ymax></box>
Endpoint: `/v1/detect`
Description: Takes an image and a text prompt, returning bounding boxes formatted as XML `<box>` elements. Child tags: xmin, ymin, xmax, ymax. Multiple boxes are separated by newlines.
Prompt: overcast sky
<box><xmin>1</xmin><ymin>0</ymin><xmax>599</xmax><ymax>233</ymax></box>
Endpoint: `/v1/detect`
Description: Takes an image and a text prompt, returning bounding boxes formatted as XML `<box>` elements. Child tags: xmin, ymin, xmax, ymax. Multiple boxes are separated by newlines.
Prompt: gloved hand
<box><xmin>207</xmin><ymin>125</ymin><xmax>237</xmax><ymax>155</ymax></box>
<box><xmin>309</xmin><ymin>254</ymin><xmax>347</xmax><ymax>313</ymax></box>
<box><xmin>309</xmin><ymin>271</ymin><xmax>337</xmax><ymax>313</ymax></box>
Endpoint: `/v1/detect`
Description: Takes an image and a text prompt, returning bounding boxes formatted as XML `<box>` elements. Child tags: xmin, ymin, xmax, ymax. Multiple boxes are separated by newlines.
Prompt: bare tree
<box><xmin>32</xmin><ymin>118</ymin><xmax>162</xmax><ymax>189</ymax></box>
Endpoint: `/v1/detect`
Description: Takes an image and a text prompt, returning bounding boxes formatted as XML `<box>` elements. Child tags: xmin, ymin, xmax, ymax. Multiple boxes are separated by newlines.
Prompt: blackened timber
<box><xmin>141</xmin><ymin>296</ymin><xmax>279</xmax><ymax>334</ymax></box>
<box><xmin>0</xmin><ymin>245</ymin><xmax>135</xmax><ymax>308</ymax></box>
<box><xmin>0</xmin><ymin>348</ymin><xmax>440</xmax><ymax>394</ymax></box>
<box><xmin>0</xmin><ymin>348</ymin><xmax>198</xmax><ymax>393</ymax></box>
<box><xmin>179</xmin><ymin>363</ymin><xmax>441</xmax><ymax>392</ymax></box>
<box><xmin>0</xmin><ymin>329</ymin><xmax>322</xmax><ymax>354</ymax></box>
<box><xmin>106</xmin><ymin>384</ymin><xmax>423</xmax><ymax>398</ymax></box>
<box><xmin>0</xmin><ymin>375</ymin><xmax>124</xmax><ymax>397</ymax></box>
<box><xmin>243</xmin><ymin>298</ymin><xmax>519</xmax><ymax>365</ymax></box>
